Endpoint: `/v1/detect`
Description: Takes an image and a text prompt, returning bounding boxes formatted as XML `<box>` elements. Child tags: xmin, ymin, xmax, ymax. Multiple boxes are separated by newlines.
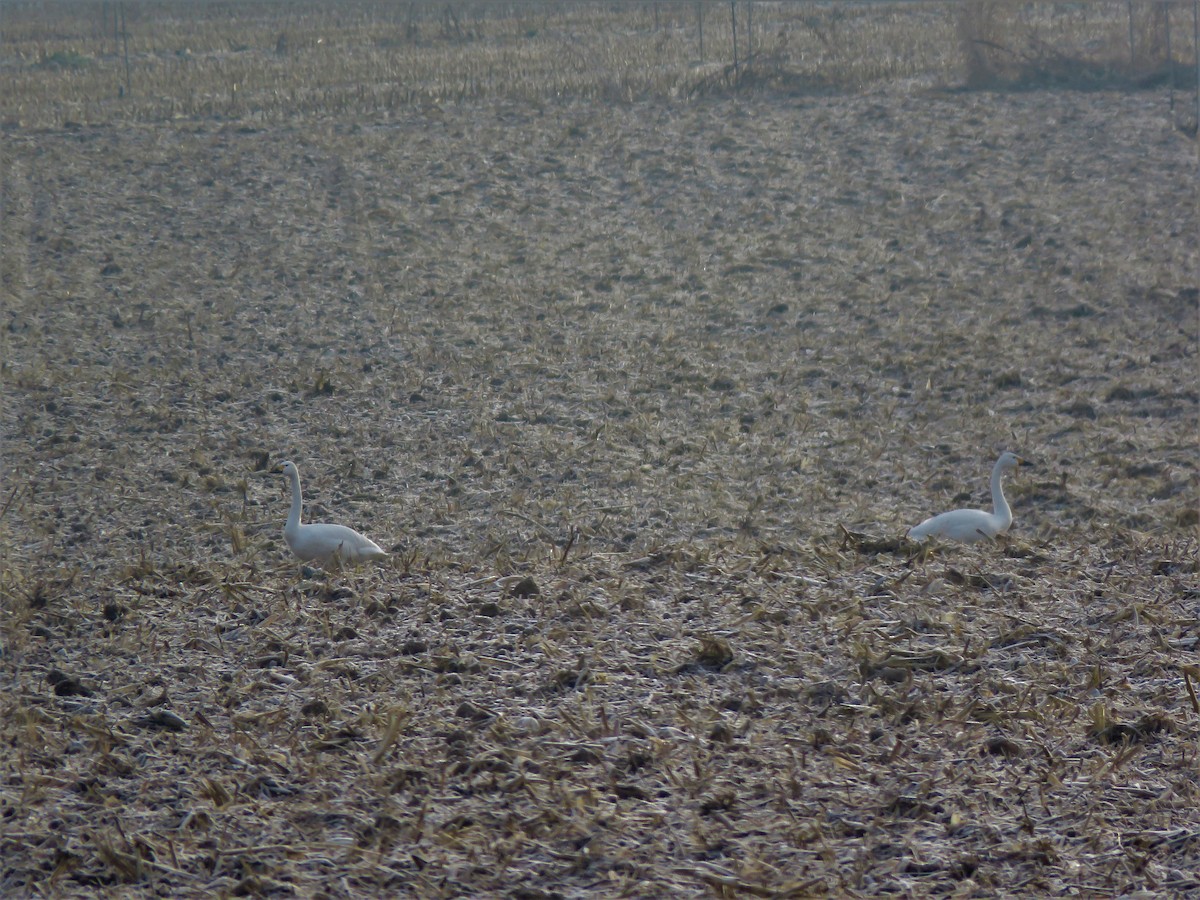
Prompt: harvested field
<box><xmin>1</xmin><ymin>2</ymin><xmax>1198</xmax><ymax>897</ymax></box>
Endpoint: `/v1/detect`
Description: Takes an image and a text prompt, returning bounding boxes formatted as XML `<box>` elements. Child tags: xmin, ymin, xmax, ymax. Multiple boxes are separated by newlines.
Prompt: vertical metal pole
<box><xmin>730</xmin><ymin>0</ymin><xmax>738</xmax><ymax>80</ymax></box>
<box><xmin>1128</xmin><ymin>0</ymin><xmax>1136</xmax><ymax>69</ymax></box>
<box><xmin>120</xmin><ymin>2</ymin><xmax>131</xmax><ymax>95</ymax></box>
<box><xmin>1166</xmin><ymin>0</ymin><xmax>1174</xmax><ymax>115</ymax></box>
<box><xmin>1194</xmin><ymin>0</ymin><xmax>1199</xmax><ymax>141</ymax></box>
<box><xmin>747</xmin><ymin>0</ymin><xmax>753</xmax><ymax>64</ymax></box>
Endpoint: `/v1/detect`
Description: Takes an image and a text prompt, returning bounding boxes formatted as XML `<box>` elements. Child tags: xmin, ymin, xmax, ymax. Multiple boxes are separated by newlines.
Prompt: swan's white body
<box><xmin>908</xmin><ymin>452</ymin><xmax>1024</xmax><ymax>543</ymax></box>
<box><xmin>276</xmin><ymin>461</ymin><xmax>387</xmax><ymax>565</ymax></box>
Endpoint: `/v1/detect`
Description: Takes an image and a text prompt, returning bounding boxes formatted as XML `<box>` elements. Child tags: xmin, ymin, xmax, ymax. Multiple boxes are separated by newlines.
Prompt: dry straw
<box><xmin>1</xmin><ymin>2</ymin><xmax>1197</xmax><ymax>897</ymax></box>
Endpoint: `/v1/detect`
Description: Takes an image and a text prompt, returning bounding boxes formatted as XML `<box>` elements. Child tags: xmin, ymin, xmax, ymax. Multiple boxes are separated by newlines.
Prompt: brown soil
<box><xmin>1</xmin><ymin>16</ymin><xmax>1198</xmax><ymax>900</ymax></box>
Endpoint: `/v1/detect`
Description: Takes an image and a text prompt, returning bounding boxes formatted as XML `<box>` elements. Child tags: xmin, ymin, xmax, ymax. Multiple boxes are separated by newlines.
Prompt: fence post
<box><xmin>730</xmin><ymin>0</ymin><xmax>738</xmax><ymax>80</ymax></box>
<box><xmin>1127</xmin><ymin>0</ymin><xmax>1135</xmax><ymax>69</ymax></box>
<box><xmin>1194</xmin><ymin>0</ymin><xmax>1199</xmax><ymax>142</ymax></box>
<box><xmin>120</xmin><ymin>2</ymin><xmax>131</xmax><ymax>96</ymax></box>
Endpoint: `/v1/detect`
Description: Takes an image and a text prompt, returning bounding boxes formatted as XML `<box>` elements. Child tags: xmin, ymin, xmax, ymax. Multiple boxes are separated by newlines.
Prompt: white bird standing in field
<box><xmin>908</xmin><ymin>451</ymin><xmax>1027</xmax><ymax>543</ymax></box>
<box><xmin>274</xmin><ymin>461</ymin><xmax>388</xmax><ymax>566</ymax></box>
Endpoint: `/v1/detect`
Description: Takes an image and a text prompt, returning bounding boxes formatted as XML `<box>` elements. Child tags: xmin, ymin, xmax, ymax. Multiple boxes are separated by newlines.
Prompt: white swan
<box><xmin>908</xmin><ymin>452</ymin><xmax>1026</xmax><ymax>543</ymax></box>
<box><xmin>274</xmin><ymin>461</ymin><xmax>388</xmax><ymax>565</ymax></box>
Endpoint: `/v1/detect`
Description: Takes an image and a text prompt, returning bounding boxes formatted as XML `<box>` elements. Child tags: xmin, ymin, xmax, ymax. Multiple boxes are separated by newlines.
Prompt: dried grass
<box><xmin>1</xmin><ymin>2</ymin><xmax>1198</xmax><ymax>898</ymax></box>
<box><xmin>959</xmin><ymin>0</ymin><xmax>1197</xmax><ymax>91</ymax></box>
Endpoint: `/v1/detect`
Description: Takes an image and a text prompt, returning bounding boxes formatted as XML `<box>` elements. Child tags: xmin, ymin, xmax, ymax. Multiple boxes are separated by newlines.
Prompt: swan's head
<box><xmin>273</xmin><ymin>460</ymin><xmax>299</xmax><ymax>477</ymax></box>
<box><xmin>996</xmin><ymin>451</ymin><xmax>1025</xmax><ymax>472</ymax></box>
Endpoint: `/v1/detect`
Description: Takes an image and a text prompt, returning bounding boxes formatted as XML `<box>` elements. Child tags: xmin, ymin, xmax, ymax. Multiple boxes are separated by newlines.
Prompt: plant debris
<box><xmin>0</xmin><ymin>3</ymin><xmax>1196</xmax><ymax>898</ymax></box>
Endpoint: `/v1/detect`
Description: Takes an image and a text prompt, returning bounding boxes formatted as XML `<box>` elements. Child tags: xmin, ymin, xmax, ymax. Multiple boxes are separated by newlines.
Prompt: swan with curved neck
<box><xmin>908</xmin><ymin>452</ymin><xmax>1026</xmax><ymax>543</ymax></box>
<box><xmin>274</xmin><ymin>461</ymin><xmax>387</xmax><ymax>565</ymax></box>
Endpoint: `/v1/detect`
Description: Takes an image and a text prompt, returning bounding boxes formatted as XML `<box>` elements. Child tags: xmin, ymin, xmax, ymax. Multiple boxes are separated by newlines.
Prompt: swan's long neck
<box><xmin>287</xmin><ymin>469</ymin><xmax>304</xmax><ymax>532</ymax></box>
<box><xmin>990</xmin><ymin>460</ymin><xmax>1012</xmax><ymax>529</ymax></box>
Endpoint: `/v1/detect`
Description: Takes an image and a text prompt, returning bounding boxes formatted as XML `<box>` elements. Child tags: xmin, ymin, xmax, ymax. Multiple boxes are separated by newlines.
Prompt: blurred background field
<box><xmin>1</xmin><ymin>2</ymin><xmax>1197</xmax><ymax>898</ymax></box>
<box><xmin>2</xmin><ymin>1</ymin><xmax>1198</xmax><ymax>123</ymax></box>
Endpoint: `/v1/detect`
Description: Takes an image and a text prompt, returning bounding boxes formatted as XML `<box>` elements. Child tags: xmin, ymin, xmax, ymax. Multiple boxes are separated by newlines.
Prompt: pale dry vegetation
<box><xmin>3</xmin><ymin>1</ymin><xmax>1195</xmax><ymax>125</ymax></box>
<box><xmin>1</xmin><ymin>2</ymin><xmax>1198</xmax><ymax>898</ymax></box>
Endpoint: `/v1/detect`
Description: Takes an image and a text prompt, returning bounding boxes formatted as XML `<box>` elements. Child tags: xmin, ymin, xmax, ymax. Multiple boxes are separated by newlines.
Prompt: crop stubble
<box><xmin>1</xmin><ymin>4</ymin><xmax>1198</xmax><ymax>898</ymax></box>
